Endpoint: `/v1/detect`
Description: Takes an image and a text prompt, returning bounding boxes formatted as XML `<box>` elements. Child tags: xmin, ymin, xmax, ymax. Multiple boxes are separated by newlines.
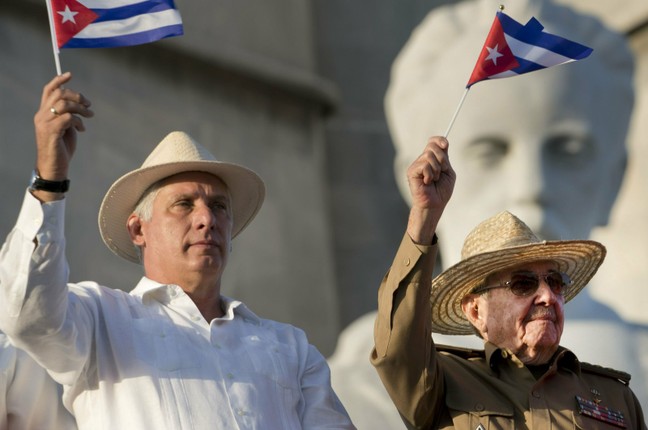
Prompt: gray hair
<box><xmin>130</xmin><ymin>181</ymin><xmax>164</xmax><ymax>261</ymax></box>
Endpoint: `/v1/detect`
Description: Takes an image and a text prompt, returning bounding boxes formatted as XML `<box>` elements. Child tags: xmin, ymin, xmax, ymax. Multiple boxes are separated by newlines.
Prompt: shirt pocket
<box><xmin>243</xmin><ymin>335</ymin><xmax>299</xmax><ymax>389</ymax></box>
<box><xmin>447</xmin><ymin>396</ymin><xmax>515</xmax><ymax>429</ymax></box>
<box><xmin>131</xmin><ymin>317</ymin><xmax>196</xmax><ymax>372</ymax></box>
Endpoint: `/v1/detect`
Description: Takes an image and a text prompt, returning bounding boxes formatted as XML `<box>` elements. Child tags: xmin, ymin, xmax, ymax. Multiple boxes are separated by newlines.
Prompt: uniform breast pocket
<box><xmin>131</xmin><ymin>318</ymin><xmax>196</xmax><ymax>372</ymax></box>
<box><xmin>448</xmin><ymin>409</ymin><xmax>516</xmax><ymax>430</ymax></box>
<box><xmin>447</xmin><ymin>395</ymin><xmax>515</xmax><ymax>430</ymax></box>
<box><xmin>244</xmin><ymin>335</ymin><xmax>299</xmax><ymax>389</ymax></box>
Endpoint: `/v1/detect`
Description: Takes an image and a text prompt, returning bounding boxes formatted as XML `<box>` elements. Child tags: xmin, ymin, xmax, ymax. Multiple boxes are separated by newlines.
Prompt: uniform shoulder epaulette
<box><xmin>581</xmin><ymin>362</ymin><xmax>631</xmax><ymax>386</ymax></box>
<box><xmin>435</xmin><ymin>344</ymin><xmax>485</xmax><ymax>360</ymax></box>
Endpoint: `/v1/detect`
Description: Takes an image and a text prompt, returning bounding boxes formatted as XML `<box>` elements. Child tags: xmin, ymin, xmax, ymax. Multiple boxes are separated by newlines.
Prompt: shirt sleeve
<box><xmin>298</xmin><ymin>338</ymin><xmax>356</xmax><ymax>428</ymax></box>
<box><xmin>0</xmin><ymin>190</ymin><xmax>93</xmax><ymax>386</ymax></box>
<box><xmin>370</xmin><ymin>232</ymin><xmax>443</xmax><ymax>428</ymax></box>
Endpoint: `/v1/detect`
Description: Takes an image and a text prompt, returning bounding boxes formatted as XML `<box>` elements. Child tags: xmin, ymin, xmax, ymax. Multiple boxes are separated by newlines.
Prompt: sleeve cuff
<box><xmin>16</xmin><ymin>189</ymin><xmax>66</xmax><ymax>244</ymax></box>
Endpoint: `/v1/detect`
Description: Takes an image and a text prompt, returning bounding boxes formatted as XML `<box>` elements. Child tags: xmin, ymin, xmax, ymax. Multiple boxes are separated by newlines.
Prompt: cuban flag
<box><xmin>49</xmin><ymin>0</ymin><xmax>183</xmax><ymax>50</ymax></box>
<box><xmin>466</xmin><ymin>11</ymin><xmax>592</xmax><ymax>88</ymax></box>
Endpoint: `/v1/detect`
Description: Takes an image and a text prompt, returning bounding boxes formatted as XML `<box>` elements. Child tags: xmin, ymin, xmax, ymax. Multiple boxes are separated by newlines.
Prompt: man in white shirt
<box><xmin>0</xmin><ymin>334</ymin><xmax>76</xmax><ymax>430</ymax></box>
<box><xmin>0</xmin><ymin>72</ymin><xmax>354</xmax><ymax>429</ymax></box>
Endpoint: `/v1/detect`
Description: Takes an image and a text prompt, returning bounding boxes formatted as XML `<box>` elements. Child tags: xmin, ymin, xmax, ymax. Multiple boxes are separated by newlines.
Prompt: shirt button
<box><xmin>191</xmin><ymin>315</ymin><xmax>201</xmax><ymax>322</ymax></box>
<box><xmin>475</xmin><ymin>403</ymin><xmax>484</xmax><ymax>411</ymax></box>
<box><xmin>226</xmin><ymin>372</ymin><xmax>234</xmax><ymax>379</ymax></box>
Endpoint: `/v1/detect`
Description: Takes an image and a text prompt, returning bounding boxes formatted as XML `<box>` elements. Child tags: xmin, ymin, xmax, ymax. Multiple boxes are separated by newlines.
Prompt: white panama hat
<box><xmin>98</xmin><ymin>131</ymin><xmax>265</xmax><ymax>264</ymax></box>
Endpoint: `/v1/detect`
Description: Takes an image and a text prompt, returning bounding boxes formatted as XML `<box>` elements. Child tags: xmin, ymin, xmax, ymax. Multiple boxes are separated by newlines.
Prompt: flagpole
<box><xmin>45</xmin><ymin>0</ymin><xmax>62</xmax><ymax>75</ymax></box>
<box><xmin>444</xmin><ymin>87</ymin><xmax>470</xmax><ymax>138</ymax></box>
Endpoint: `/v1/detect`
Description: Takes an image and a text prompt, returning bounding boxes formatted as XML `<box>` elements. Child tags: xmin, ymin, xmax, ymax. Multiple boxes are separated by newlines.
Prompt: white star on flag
<box><xmin>484</xmin><ymin>44</ymin><xmax>504</xmax><ymax>65</ymax></box>
<box><xmin>57</xmin><ymin>5</ymin><xmax>79</xmax><ymax>24</ymax></box>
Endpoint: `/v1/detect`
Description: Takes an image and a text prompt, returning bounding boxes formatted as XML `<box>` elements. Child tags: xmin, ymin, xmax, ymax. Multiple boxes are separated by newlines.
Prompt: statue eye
<box><xmin>545</xmin><ymin>134</ymin><xmax>595</xmax><ymax>166</ymax></box>
<box><xmin>464</xmin><ymin>137</ymin><xmax>509</xmax><ymax>168</ymax></box>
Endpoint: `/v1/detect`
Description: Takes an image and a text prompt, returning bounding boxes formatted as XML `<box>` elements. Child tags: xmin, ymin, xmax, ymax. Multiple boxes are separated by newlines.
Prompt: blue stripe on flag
<box><xmin>62</xmin><ymin>24</ymin><xmax>183</xmax><ymax>48</ymax></box>
<box><xmin>498</xmin><ymin>12</ymin><xmax>592</xmax><ymax>60</ymax></box>
<box><xmin>92</xmin><ymin>0</ymin><xmax>176</xmax><ymax>23</ymax></box>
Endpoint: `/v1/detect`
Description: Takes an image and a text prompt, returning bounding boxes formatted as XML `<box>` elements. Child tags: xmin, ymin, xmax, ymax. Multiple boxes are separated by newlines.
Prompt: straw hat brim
<box><xmin>430</xmin><ymin>239</ymin><xmax>606</xmax><ymax>335</ymax></box>
<box><xmin>98</xmin><ymin>160</ymin><xmax>265</xmax><ymax>264</ymax></box>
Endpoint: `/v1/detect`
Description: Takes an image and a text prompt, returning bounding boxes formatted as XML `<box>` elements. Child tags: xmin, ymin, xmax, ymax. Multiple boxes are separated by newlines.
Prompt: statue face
<box><xmin>386</xmin><ymin>0</ymin><xmax>634</xmax><ymax>269</ymax></box>
<box><xmin>433</xmin><ymin>71</ymin><xmax>627</xmax><ymax>265</ymax></box>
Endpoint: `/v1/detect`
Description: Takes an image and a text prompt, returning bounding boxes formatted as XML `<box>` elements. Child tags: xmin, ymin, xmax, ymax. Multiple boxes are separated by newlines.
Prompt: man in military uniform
<box><xmin>371</xmin><ymin>136</ymin><xmax>647</xmax><ymax>429</ymax></box>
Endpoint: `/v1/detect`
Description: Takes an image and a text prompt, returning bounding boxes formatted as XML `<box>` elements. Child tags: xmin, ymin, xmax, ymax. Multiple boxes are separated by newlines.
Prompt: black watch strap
<box><xmin>29</xmin><ymin>170</ymin><xmax>70</xmax><ymax>193</ymax></box>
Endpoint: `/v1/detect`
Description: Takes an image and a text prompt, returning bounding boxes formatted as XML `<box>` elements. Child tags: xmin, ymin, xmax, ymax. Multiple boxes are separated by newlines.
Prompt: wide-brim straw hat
<box><xmin>430</xmin><ymin>211</ymin><xmax>606</xmax><ymax>335</ymax></box>
<box><xmin>98</xmin><ymin>131</ymin><xmax>265</xmax><ymax>264</ymax></box>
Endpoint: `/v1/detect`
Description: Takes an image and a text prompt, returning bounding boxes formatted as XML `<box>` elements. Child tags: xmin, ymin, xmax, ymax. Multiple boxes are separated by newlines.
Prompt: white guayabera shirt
<box><xmin>0</xmin><ymin>192</ymin><xmax>354</xmax><ymax>430</ymax></box>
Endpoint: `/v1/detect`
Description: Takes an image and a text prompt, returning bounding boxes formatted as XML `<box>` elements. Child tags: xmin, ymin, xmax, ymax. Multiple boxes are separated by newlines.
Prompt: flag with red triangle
<box><xmin>49</xmin><ymin>0</ymin><xmax>183</xmax><ymax>50</ymax></box>
<box><xmin>467</xmin><ymin>11</ymin><xmax>592</xmax><ymax>88</ymax></box>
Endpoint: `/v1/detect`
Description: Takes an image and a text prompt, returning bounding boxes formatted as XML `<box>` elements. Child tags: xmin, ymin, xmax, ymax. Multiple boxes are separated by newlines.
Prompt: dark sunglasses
<box><xmin>472</xmin><ymin>270</ymin><xmax>572</xmax><ymax>297</ymax></box>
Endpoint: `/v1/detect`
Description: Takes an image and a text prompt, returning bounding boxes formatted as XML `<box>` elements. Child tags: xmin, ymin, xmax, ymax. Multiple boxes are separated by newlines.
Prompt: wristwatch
<box><xmin>29</xmin><ymin>170</ymin><xmax>70</xmax><ymax>193</ymax></box>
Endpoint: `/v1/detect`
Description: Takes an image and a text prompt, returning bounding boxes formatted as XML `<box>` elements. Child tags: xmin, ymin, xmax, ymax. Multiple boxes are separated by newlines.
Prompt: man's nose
<box><xmin>194</xmin><ymin>204</ymin><xmax>216</xmax><ymax>229</ymax></box>
<box><xmin>534</xmin><ymin>280</ymin><xmax>559</xmax><ymax>305</ymax></box>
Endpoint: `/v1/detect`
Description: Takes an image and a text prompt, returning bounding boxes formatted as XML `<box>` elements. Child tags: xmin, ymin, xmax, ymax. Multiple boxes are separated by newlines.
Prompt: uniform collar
<box><xmin>484</xmin><ymin>341</ymin><xmax>581</xmax><ymax>374</ymax></box>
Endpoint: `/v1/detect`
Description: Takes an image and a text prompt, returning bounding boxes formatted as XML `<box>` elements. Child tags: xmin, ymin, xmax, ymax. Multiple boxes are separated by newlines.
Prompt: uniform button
<box><xmin>475</xmin><ymin>403</ymin><xmax>484</xmax><ymax>411</ymax></box>
<box><xmin>404</xmin><ymin>258</ymin><xmax>411</xmax><ymax>266</ymax></box>
<box><xmin>532</xmin><ymin>391</ymin><xmax>541</xmax><ymax>398</ymax></box>
<box><xmin>500</xmin><ymin>350</ymin><xmax>508</xmax><ymax>358</ymax></box>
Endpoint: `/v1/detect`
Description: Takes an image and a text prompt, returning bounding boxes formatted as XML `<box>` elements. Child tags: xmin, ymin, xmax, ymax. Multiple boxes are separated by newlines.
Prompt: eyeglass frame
<box><xmin>471</xmin><ymin>270</ymin><xmax>573</xmax><ymax>297</ymax></box>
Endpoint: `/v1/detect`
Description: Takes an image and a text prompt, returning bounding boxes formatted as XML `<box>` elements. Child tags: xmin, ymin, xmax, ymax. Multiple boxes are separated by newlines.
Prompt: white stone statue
<box><xmin>329</xmin><ymin>0</ymin><xmax>648</xmax><ymax>427</ymax></box>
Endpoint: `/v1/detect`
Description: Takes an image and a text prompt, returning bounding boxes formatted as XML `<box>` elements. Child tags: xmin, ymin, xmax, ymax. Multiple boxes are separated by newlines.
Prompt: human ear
<box><xmin>461</xmin><ymin>295</ymin><xmax>485</xmax><ymax>333</ymax></box>
<box><xmin>127</xmin><ymin>214</ymin><xmax>145</xmax><ymax>246</ymax></box>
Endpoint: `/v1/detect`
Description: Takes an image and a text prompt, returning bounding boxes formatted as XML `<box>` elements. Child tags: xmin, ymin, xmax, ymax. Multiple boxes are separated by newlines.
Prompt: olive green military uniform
<box><xmin>371</xmin><ymin>233</ymin><xmax>647</xmax><ymax>429</ymax></box>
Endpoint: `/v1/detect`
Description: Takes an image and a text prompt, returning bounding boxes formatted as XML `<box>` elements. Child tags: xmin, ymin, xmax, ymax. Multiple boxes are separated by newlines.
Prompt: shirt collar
<box><xmin>130</xmin><ymin>277</ymin><xmax>262</xmax><ymax>324</ymax></box>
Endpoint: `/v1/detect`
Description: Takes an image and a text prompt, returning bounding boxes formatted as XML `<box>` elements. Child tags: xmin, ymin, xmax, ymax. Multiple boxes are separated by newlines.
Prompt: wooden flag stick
<box><xmin>444</xmin><ymin>87</ymin><xmax>470</xmax><ymax>138</ymax></box>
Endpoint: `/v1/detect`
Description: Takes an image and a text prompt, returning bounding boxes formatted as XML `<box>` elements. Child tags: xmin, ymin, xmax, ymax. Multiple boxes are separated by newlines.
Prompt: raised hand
<box><xmin>406</xmin><ymin>136</ymin><xmax>456</xmax><ymax>244</ymax></box>
<box><xmin>32</xmin><ymin>72</ymin><xmax>93</xmax><ymax>200</ymax></box>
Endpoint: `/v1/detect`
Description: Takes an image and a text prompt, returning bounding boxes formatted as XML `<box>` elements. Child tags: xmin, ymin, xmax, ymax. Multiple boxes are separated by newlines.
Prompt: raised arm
<box><xmin>32</xmin><ymin>72</ymin><xmax>93</xmax><ymax>202</ymax></box>
<box><xmin>0</xmin><ymin>74</ymin><xmax>94</xmax><ymax>384</ymax></box>
<box><xmin>371</xmin><ymin>136</ymin><xmax>455</xmax><ymax>427</ymax></box>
